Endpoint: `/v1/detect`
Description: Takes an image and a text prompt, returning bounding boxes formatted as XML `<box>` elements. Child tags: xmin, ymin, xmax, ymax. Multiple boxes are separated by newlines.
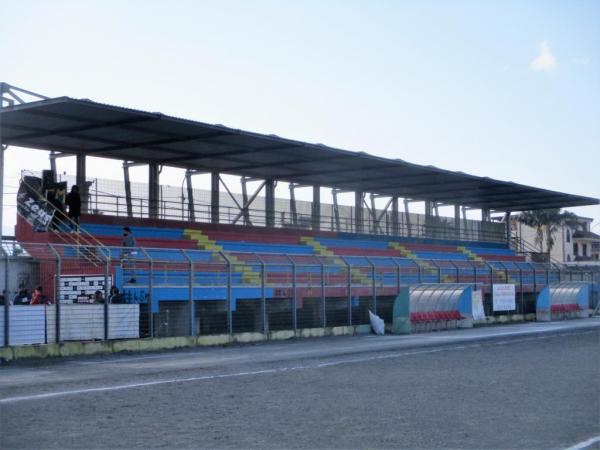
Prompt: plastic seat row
<box><xmin>550</xmin><ymin>304</ymin><xmax>581</xmax><ymax>313</ymax></box>
<box><xmin>410</xmin><ymin>310</ymin><xmax>462</xmax><ymax>323</ymax></box>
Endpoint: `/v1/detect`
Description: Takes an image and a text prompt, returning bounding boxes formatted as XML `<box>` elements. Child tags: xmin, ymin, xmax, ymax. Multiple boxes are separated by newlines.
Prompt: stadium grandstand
<box><xmin>1</xmin><ymin>82</ymin><xmax>599</xmax><ymax>346</ymax></box>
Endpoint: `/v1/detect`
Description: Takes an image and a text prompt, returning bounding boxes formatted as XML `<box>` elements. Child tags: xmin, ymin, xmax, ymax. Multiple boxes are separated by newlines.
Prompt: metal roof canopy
<box><xmin>1</xmin><ymin>96</ymin><xmax>598</xmax><ymax>211</ymax></box>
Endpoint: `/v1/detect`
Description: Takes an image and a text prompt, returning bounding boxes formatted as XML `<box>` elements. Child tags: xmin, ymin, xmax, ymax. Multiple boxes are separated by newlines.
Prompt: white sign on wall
<box><xmin>60</xmin><ymin>274</ymin><xmax>112</xmax><ymax>303</ymax></box>
<box><xmin>472</xmin><ymin>290</ymin><xmax>486</xmax><ymax>320</ymax></box>
<box><xmin>493</xmin><ymin>284</ymin><xmax>516</xmax><ymax>311</ymax></box>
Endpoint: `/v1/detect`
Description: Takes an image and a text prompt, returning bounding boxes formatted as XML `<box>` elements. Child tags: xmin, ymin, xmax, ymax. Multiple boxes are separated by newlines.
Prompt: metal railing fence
<box><xmin>2</xmin><ymin>242</ymin><xmax>598</xmax><ymax>347</ymax></box>
<box><xmin>77</xmin><ymin>190</ymin><xmax>507</xmax><ymax>243</ymax></box>
<box><xmin>29</xmin><ymin>168</ymin><xmax>506</xmax><ymax>244</ymax></box>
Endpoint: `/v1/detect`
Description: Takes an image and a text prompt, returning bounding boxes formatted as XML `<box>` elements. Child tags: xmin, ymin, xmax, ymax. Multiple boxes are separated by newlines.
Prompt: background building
<box><xmin>512</xmin><ymin>213</ymin><xmax>600</xmax><ymax>264</ymax></box>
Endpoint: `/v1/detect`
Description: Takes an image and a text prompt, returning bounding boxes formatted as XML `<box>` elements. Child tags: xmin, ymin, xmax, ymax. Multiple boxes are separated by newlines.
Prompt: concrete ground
<box><xmin>1</xmin><ymin>319</ymin><xmax>599</xmax><ymax>449</ymax></box>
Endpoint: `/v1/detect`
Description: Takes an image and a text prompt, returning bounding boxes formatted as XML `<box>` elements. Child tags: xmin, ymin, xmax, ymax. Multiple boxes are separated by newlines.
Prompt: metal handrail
<box><xmin>71</xmin><ymin>189</ymin><xmax>508</xmax><ymax>243</ymax></box>
<box><xmin>18</xmin><ymin>177</ymin><xmax>108</xmax><ymax>266</ymax></box>
<box><xmin>510</xmin><ymin>232</ymin><xmax>565</xmax><ymax>267</ymax></box>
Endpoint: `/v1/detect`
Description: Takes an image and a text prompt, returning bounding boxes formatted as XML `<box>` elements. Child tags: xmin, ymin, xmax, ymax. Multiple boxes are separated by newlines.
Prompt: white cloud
<box><xmin>530</xmin><ymin>40</ymin><xmax>557</xmax><ymax>72</ymax></box>
<box><xmin>572</xmin><ymin>57</ymin><xmax>590</xmax><ymax>66</ymax></box>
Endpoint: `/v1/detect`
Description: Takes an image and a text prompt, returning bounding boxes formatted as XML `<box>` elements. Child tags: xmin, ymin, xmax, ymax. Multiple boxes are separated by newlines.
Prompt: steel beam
<box><xmin>404</xmin><ymin>198</ymin><xmax>412</xmax><ymax>237</ymax></box>
<box><xmin>230</xmin><ymin>178</ymin><xmax>266</xmax><ymax>225</ymax></box>
<box><xmin>481</xmin><ymin>208</ymin><xmax>490</xmax><ymax>222</ymax></box>
<box><xmin>76</xmin><ymin>154</ymin><xmax>88</xmax><ymax>214</ymax></box>
<box><xmin>148</xmin><ymin>162</ymin><xmax>160</xmax><ymax>219</ymax></box>
<box><xmin>312</xmin><ymin>185</ymin><xmax>320</xmax><ymax>231</ymax></box>
<box><xmin>289</xmin><ymin>183</ymin><xmax>298</xmax><ymax>226</ymax></box>
<box><xmin>504</xmin><ymin>212</ymin><xmax>511</xmax><ymax>245</ymax></box>
<box><xmin>123</xmin><ymin>162</ymin><xmax>133</xmax><ymax>218</ymax></box>
<box><xmin>454</xmin><ymin>204</ymin><xmax>461</xmax><ymax>240</ymax></box>
<box><xmin>211</xmin><ymin>172</ymin><xmax>219</xmax><ymax>224</ymax></box>
<box><xmin>332</xmin><ymin>189</ymin><xmax>341</xmax><ymax>232</ymax></box>
<box><xmin>355</xmin><ymin>191</ymin><xmax>364</xmax><ymax>233</ymax></box>
<box><xmin>241</xmin><ymin>176</ymin><xmax>249</xmax><ymax>225</ymax></box>
<box><xmin>185</xmin><ymin>170</ymin><xmax>195</xmax><ymax>222</ymax></box>
<box><xmin>49</xmin><ymin>151</ymin><xmax>57</xmax><ymax>181</ymax></box>
<box><xmin>265</xmin><ymin>179</ymin><xmax>275</xmax><ymax>228</ymax></box>
<box><xmin>391</xmin><ymin>196</ymin><xmax>399</xmax><ymax>236</ymax></box>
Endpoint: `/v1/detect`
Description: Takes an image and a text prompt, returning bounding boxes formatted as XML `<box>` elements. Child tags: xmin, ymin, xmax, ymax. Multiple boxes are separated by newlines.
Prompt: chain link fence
<box><xmin>1</xmin><ymin>241</ymin><xmax>598</xmax><ymax>347</ymax></box>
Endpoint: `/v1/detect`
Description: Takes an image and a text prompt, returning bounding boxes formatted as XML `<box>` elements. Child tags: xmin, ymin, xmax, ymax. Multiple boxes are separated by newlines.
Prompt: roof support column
<box><xmin>481</xmin><ymin>208</ymin><xmax>491</xmax><ymax>241</ymax></box>
<box><xmin>332</xmin><ymin>189</ymin><xmax>341</xmax><ymax>232</ymax></box>
<box><xmin>123</xmin><ymin>163</ymin><xmax>133</xmax><ymax>218</ymax></box>
<box><xmin>241</xmin><ymin>177</ymin><xmax>250</xmax><ymax>225</ymax></box>
<box><xmin>425</xmin><ymin>200</ymin><xmax>433</xmax><ymax>237</ymax></box>
<box><xmin>404</xmin><ymin>199</ymin><xmax>412</xmax><ymax>237</ymax></box>
<box><xmin>185</xmin><ymin>170</ymin><xmax>195</xmax><ymax>222</ymax></box>
<box><xmin>355</xmin><ymin>191</ymin><xmax>364</xmax><ymax>234</ymax></box>
<box><xmin>149</xmin><ymin>162</ymin><xmax>160</xmax><ymax>220</ymax></box>
<box><xmin>454</xmin><ymin>204</ymin><xmax>461</xmax><ymax>240</ymax></box>
<box><xmin>265</xmin><ymin>179</ymin><xmax>275</xmax><ymax>228</ymax></box>
<box><xmin>505</xmin><ymin>212</ymin><xmax>511</xmax><ymax>245</ymax></box>
<box><xmin>481</xmin><ymin>208</ymin><xmax>490</xmax><ymax>222</ymax></box>
<box><xmin>49</xmin><ymin>151</ymin><xmax>57</xmax><ymax>181</ymax></box>
<box><xmin>391</xmin><ymin>196</ymin><xmax>399</xmax><ymax>236</ymax></box>
<box><xmin>425</xmin><ymin>200</ymin><xmax>433</xmax><ymax>217</ymax></box>
<box><xmin>211</xmin><ymin>172</ymin><xmax>219</xmax><ymax>224</ymax></box>
<box><xmin>312</xmin><ymin>185</ymin><xmax>320</xmax><ymax>231</ymax></box>
<box><xmin>289</xmin><ymin>184</ymin><xmax>298</xmax><ymax>226</ymax></box>
<box><xmin>76</xmin><ymin>154</ymin><xmax>88</xmax><ymax>214</ymax></box>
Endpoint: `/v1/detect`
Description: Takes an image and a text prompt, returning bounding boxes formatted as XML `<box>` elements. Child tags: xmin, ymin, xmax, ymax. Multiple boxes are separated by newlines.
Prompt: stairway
<box><xmin>17</xmin><ymin>177</ymin><xmax>108</xmax><ymax>267</ymax></box>
<box><xmin>300</xmin><ymin>236</ymin><xmax>371</xmax><ymax>285</ymax></box>
<box><xmin>183</xmin><ymin>229</ymin><xmax>261</xmax><ymax>284</ymax></box>
<box><xmin>388</xmin><ymin>242</ymin><xmax>453</xmax><ymax>282</ymax></box>
<box><xmin>457</xmin><ymin>246</ymin><xmax>515</xmax><ymax>283</ymax></box>
<box><xmin>457</xmin><ymin>246</ymin><xmax>484</xmax><ymax>264</ymax></box>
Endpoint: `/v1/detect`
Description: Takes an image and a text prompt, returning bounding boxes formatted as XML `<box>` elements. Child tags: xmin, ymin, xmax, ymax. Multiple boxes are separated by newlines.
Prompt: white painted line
<box><xmin>0</xmin><ymin>368</ymin><xmax>281</xmax><ymax>404</ymax></box>
<box><xmin>0</xmin><ymin>343</ymin><xmax>482</xmax><ymax>404</ymax></box>
<box><xmin>68</xmin><ymin>325</ymin><xmax>598</xmax><ymax>367</ymax></box>
<box><xmin>563</xmin><ymin>435</ymin><xmax>600</xmax><ymax>450</ymax></box>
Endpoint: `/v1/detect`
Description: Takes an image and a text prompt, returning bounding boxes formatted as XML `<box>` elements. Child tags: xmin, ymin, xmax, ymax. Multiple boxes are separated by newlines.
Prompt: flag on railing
<box><xmin>17</xmin><ymin>176</ymin><xmax>55</xmax><ymax>231</ymax></box>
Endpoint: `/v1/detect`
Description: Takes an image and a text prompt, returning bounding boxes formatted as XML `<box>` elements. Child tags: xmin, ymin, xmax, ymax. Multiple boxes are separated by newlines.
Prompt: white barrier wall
<box><xmin>0</xmin><ymin>304</ymin><xmax>139</xmax><ymax>346</ymax></box>
<box><xmin>47</xmin><ymin>305</ymin><xmax>140</xmax><ymax>341</ymax></box>
<box><xmin>0</xmin><ymin>306</ymin><xmax>47</xmax><ymax>346</ymax></box>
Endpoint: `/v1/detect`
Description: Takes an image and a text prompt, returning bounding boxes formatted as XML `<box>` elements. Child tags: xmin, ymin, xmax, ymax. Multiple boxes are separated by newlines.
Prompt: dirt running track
<box><xmin>1</xmin><ymin>320</ymin><xmax>599</xmax><ymax>449</ymax></box>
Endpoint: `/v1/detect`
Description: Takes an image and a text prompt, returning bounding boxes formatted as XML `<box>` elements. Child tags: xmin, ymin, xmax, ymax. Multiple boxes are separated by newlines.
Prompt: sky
<box><xmin>1</xmin><ymin>0</ymin><xmax>599</xmax><ymax>235</ymax></box>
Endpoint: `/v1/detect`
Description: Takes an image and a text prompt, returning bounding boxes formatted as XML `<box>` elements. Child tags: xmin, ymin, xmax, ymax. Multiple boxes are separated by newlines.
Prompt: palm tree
<box><xmin>517</xmin><ymin>208</ymin><xmax>579</xmax><ymax>257</ymax></box>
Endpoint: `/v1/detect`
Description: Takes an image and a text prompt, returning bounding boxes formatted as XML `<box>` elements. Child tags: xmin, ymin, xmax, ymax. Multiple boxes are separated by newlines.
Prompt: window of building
<box><xmin>574</xmin><ymin>243</ymin><xmax>578</xmax><ymax>256</ymax></box>
<box><xmin>583</xmin><ymin>244</ymin><xmax>588</xmax><ymax>257</ymax></box>
<box><xmin>566</xmin><ymin>229</ymin><xmax>571</xmax><ymax>243</ymax></box>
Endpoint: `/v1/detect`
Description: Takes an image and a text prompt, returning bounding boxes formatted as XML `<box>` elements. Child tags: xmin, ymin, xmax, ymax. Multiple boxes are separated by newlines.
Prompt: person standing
<box><xmin>65</xmin><ymin>185</ymin><xmax>81</xmax><ymax>231</ymax></box>
<box><xmin>122</xmin><ymin>227</ymin><xmax>137</xmax><ymax>283</ymax></box>
<box><xmin>122</xmin><ymin>227</ymin><xmax>136</xmax><ymax>251</ymax></box>
<box><xmin>48</xmin><ymin>186</ymin><xmax>66</xmax><ymax>231</ymax></box>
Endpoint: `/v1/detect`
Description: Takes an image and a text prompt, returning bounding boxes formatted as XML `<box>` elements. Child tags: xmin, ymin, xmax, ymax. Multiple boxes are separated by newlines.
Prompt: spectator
<box><xmin>13</xmin><ymin>288</ymin><xmax>30</xmax><ymax>305</ymax></box>
<box><xmin>93</xmin><ymin>290</ymin><xmax>104</xmax><ymax>304</ymax></box>
<box><xmin>122</xmin><ymin>227</ymin><xmax>137</xmax><ymax>283</ymax></box>
<box><xmin>109</xmin><ymin>286</ymin><xmax>123</xmax><ymax>304</ymax></box>
<box><xmin>48</xmin><ymin>186</ymin><xmax>66</xmax><ymax>231</ymax></box>
<box><xmin>30</xmin><ymin>285</ymin><xmax>54</xmax><ymax>305</ymax></box>
<box><xmin>122</xmin><ymin>226</ymin><xmax>136</xmax><ymax>249</ymax></box>
<box><xmin>0</xmin><ymin>290</ymin><xmax>6</xmax><ymax>306</ymax></box>
<box><xmin>65</xmin><ymin>185</ymin><xmax>81</xmax><ymax>231</ymax></box>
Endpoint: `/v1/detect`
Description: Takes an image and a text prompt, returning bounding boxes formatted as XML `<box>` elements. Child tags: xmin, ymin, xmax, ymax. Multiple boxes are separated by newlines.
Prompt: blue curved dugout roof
<box><xmin>1</xmin><ymin>89</ymin><xmax>598</xmax><ymax>211</ymax></box>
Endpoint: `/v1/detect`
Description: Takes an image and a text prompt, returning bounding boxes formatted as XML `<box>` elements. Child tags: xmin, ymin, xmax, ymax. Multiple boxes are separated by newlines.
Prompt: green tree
<box><xmin>517</xmin><ymin>209</ymin><xmax>579</xmax><ymax>256</ymax></box>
